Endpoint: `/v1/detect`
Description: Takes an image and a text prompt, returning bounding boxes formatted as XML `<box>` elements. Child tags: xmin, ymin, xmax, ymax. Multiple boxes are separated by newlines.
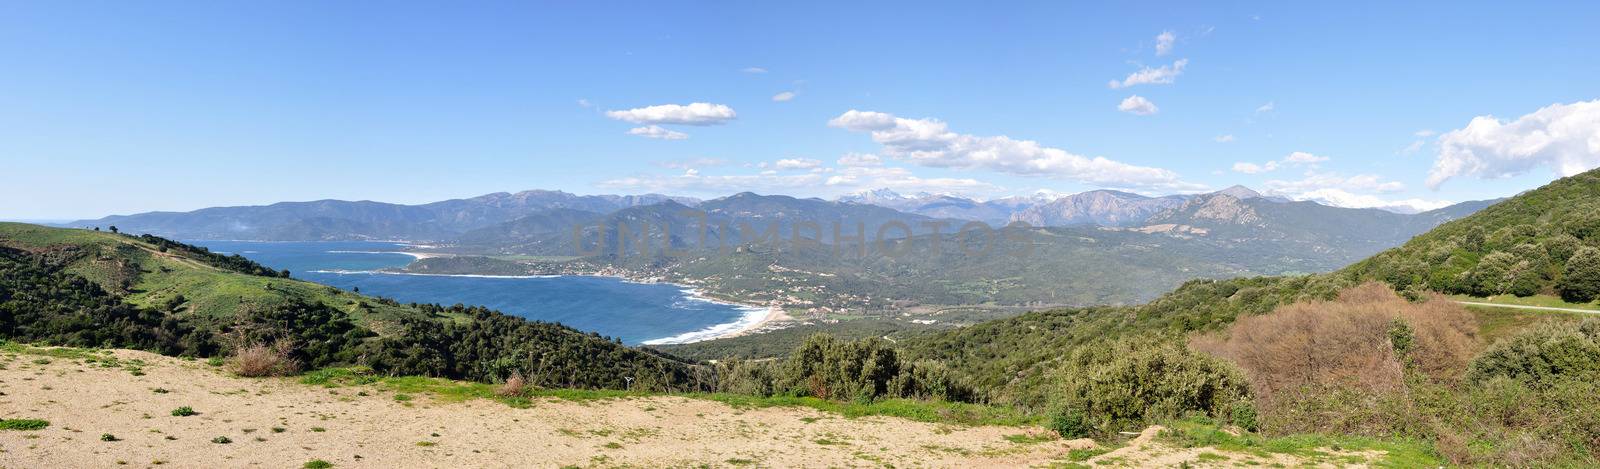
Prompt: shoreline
<box><xmin>327</xmin><ymin>250</ymin><xmax>446</xmax><ymax>260</ymax></box>
<box><xmin>307</xmin><ymin>268</ymin><xmax>786</xmax><ymax>345</ymax></box>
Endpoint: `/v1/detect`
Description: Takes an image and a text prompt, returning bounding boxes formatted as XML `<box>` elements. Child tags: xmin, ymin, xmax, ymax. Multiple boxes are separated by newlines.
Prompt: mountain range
<box><xmin>68</xmin><ymin>185</ymin><xmax>1487</xmax><ymax>245</ymax></box>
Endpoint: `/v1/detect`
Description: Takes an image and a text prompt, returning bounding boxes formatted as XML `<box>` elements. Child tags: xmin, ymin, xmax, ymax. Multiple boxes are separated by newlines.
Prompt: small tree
<box><xmin>108</xmin><ymin>225</ymin><xmax>119</xmax><ymax>234</ymax></box>
<box><xmin>1558</xmin><ymin>247</ymin><xmax>1600</xmax><ymax>303</ymax></box>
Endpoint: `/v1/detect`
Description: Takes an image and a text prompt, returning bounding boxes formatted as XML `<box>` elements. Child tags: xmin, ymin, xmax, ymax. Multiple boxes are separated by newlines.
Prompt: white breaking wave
<box><xmin>641</xmin><ymin>288</ymin><xmax>770</xmax><ymax>345</ymax></box>
<box><xmin>305</xmin><ymin>269</ymin><xmax>559</xmax><ymax>279</ymax></box>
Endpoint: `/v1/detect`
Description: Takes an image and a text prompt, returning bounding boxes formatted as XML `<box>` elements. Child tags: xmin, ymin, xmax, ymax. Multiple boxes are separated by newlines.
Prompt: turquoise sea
<box><xmin>189</xmin><ymin>241</ymin><xmax>762</xmax><ymax>345</ymax></box>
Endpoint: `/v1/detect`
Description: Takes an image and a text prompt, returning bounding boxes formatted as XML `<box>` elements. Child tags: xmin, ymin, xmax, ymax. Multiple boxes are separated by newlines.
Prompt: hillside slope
<box><xmin>0</xmin><ymin>222</ymin><xmax>706</xmax><ymax>391</ymax></box>
<box><xmin>1343</xmin><ymin>168</ymin><xmax>1600</xmax><ymax>300</ymax></box>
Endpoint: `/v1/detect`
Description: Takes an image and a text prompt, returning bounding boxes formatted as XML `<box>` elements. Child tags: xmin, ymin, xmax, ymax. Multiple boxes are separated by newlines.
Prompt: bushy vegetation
<box><xmin>0</xmin><ymin>227</ymin><xmax>708</xmax><ymax>392</ymax></box>
<box><xmin>133</xmin><ymin>234</ymin><xmax>289</xmax><ymax>278</ymax></box>
<box><xmin>1191</xmin><ymin>282</ymin><xmax>1600</xmax><ymax>465</ymax></box>
<box><xmin>0</xmin><ymin>246</ymin><xmax>217</xmax><ymax>356</ymax></box>
<box><xmin>1466</xmin><ymin>319</ymin><xmax>1600</xmax><ymax>387</ymax></box>
<box><xmin>901</xmin><ymin>274</ymin><xmax>1350</xmax><ymax>408</ymax></box>
<box><xmin>1046</xmin><ymin>336</ymin><xmax>1250</xmax><ymax>437</ymax></box>
<box><xmin>711</xmin><ymin>334</ymin><xmax>969</xmax><ymax>402</ymax></box>
<box><xmin>1346</xmin><ymin>169</ymin><xmax>1600</xmax><ymax>302</ymax></box>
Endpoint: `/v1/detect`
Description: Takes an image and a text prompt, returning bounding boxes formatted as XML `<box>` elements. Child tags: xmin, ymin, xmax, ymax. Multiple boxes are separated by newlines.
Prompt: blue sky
<box><xmin>3</xmin><ymin>1</ymin><xmax>1598</xmax><ymax>219</ymax></box>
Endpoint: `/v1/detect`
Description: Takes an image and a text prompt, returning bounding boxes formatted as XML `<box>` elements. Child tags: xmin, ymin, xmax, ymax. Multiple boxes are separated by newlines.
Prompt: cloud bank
<box><xmin>829</xmin><ymin>110</ymin><xmax>1201</xmax><ymax>191</ymax></box>
<box><xmin>1427</xmin><ymin>99</ymin><xmax>1600</xmax><ymax>188</ymax></box>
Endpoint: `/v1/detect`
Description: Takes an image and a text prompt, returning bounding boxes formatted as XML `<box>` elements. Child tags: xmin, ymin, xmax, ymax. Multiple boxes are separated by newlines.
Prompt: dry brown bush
<box><xmin>1194</xmin><ymin>282</ymin><xmax>1477</xmax><ymax>396</ymax></box>
<box><xmin>227</xmin><ymin>341</ymin><xmax>302</xmax><ymax>377</ymax></box>
<box><xmin>496</xmin><ymin>371</ymin><xmax>528</xmax><ymax>397</ymax></box>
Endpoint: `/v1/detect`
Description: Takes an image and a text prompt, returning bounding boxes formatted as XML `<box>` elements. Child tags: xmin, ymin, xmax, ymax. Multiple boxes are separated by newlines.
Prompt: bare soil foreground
<box><xmin>1</xmin><ymin>348</ymin><xmax>1388</xmax><ymax>468</ymax></box>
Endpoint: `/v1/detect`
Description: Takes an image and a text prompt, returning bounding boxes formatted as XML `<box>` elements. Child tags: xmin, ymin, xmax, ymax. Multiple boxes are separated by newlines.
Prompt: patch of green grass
<box><xmin>1065</xmin><ymin>448</ymin><xmax>1108</xmax><ymax>462</ymax></box>
<box><xmin>1196</xmin><ymin>451</ymin><xmax>1228</xmax><ymax>461</ymax></box>
<box><xmin>701</xmin><ymin>394</ymin><xmax>1039</xmax><ymax>427</ymax></box>
<box><xmin>211</xmin><ymin>436</ymin><xmax>232</xmax><ymax>444</ymax></box>
<box><xmin>303</xmin><ymin>460</ymin><xmax>334</xmax><ymax>469</ymax></box>
<box><xmin>602</xmin><ymin>442</ymin><xmax>623</xmax><ymax>449</ymax></box>
<box><xmin>1451</xmin><ymin>294</ymin><xmax>1600</xmax><ymax>312</ymax></box>
<box><xmin>1003</xmin><ymin>433</ymin><xmax>1057</xmax><ymax>444</ymax></box>
<box><xmin>0</xmin><ymin>419</ymin><xmax>50</xmax><ymax>431</ymax></box>
<box><xmin>415</xmin><ymin>441</ymin><xmax>436</xmax><ymax>447</ymax></box>
<box><xmin>101</xmin><ymin>433</ymin><xmax>120</xmax><ymax>442</ymax></box>
<box><xmin>724</xmin><ymin>458</ymin><xmax>756</xmax><ymax>466</ymax></box>
<box><xmin>170</xmin><ymin>406</ymin><xmax>197</xmax><ymax>417</ymax></box>
<box><xmin>1158</xmin><ymin>417</ymin><xmax>1443</xmax><ymax>468</ymax></box>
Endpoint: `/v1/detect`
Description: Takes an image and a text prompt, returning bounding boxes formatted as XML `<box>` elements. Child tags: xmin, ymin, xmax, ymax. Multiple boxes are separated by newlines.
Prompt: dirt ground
<box><xmin>0</xmin><ymin>348</ymin><xmax>1390</xmax><ymax>468</ymax></box>
<box><xmin>0</xmin><ymin>349</ymin><xmax>1085</xmax><ymax>468</ymax></box>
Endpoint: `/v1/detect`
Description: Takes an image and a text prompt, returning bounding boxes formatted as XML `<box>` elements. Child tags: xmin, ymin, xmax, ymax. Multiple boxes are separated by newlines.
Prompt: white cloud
<box><xmin>1155</xmin><ymin>31</ymin><xmax>1176</xmax><ymax>56</ymax></box>
<box><xmin>597</xmin><ymin>170</ymin><xmax>823</xmax><ymax>193</ymax></box>
<box><xmin>1231</xmin><ymin>151</ymin><xmax>1328</xmax><ymax>174</ymax></box>
<box><xmin>606</xmin><ymin>103</ymin><xmax>737</xmax><ymax>126</ymax></box>
<box><xmin>577</xmin><ymin>98</ymin><xmax>592</xmax><ymax>108</ymax></box>
<box><xmin>1213</xmin><ymin>134</ymin><xmax>1236</xmax><ymax>143</ymax></box>
<box><xmin>1255</xmin><ymin>101</ymin><xmax>1275</xmax><ymax>113</ymax></box>
<box><xmin>1283</xmin><ymin>151</ymin><xmax>1329</xmax><ymax>164</ymax></box>
<box><xmin>1289</xmin><ymin>189</ymin><xmax>1454</xmax><ymax>214</ymax></box>
<box><xmin>774</xmin><ymin>158</ymin><xmax>822</xmax><ymax>170</ymax></box>
<box><xmin>1401</xmin><ymin>140</ymin><xmax>1427</xmax><ymax>155</ymax></box>
<box><xmin>771</xmin><ymin>91</ymin><xmax>796</xmax><ymax>102</ymax></box>
<box><xmin>1231</xmin><ymin>161</ymin><xmax>1278</xmax><ymax>174</ymax></box>
<box><xmin>828</xmin><ymin>109</ymin><xmax>1202</xmax><ymax>191</ymax></box>
<box><xmin>1265</xmin><ymin>172</ymin><xmax>1407</xmax><ymax>194</ymax></box>
<box><xmin>741</xmin><ymin>67</ymin><xmax>768</xmax><ymax>74</ymax></box>
<box><xmin>597</xmin><ymin>164</ymin><xmax>1000</xmax><ymax>197</ymax></box>
<box><xmin>822</xmin><ymin>165</ymin><xmax>1001</xmax><ymax>194</ymax></box>
<box><xmin>1414</xmin><ymin>129</ymin><xmax>1436</xmax><ymax>137</ymax></box>
<box><xmin>836</xmin><ymin>153</ymin><xmax>884</xmax><ymax>167</ymax></box>
<box><xmin>1117</xmin><ymin>95</ymin><xmax>1159</xmax><ymax>116</ymax></box>
<box><xmin>626</xmin><ymin>125</ymin><xmax>689</xmax><ymax>140</ymax></box>
<box><xmin>1108</xmin><ymin>59</ymin><xmax>1188</xmax><ymax>89</ymax></box>
<box><xmin>1260</xmin><ymin>172</ymin><xmax>1438</xmax><ymax>213</ymax></box>
<box><xmin>656</xmin><ymin>158</ymin><xmax>727</xmax><ymax>170</ymax></box>
<box><xmin>1427</xmin><ymin>99</ymin><xmax>1600</xmax><ymax>188</ymax></box>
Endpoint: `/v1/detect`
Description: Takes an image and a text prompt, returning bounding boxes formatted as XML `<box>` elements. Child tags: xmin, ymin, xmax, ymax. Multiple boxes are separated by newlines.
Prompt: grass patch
<box><xmin>1158</xmin><ymin>417</ymin><xmax>1443</xmax><ymax>468</ymax></box>
<box><xmin>1066</xmin><ymin>448</ymin><xmax>1108</xmax><ymax>461</ymax></box>
<box><xmin>1003</xmin><ymin>433</ymin><xmax>1057</xmax><ymax>444</ymax></box>
<box><xmin>0</xmin><ymin>419</ymin><xmax>50</xmax><ymax>431</ymax></box>
<box><xmin>303</xmin><ymin>460</ymin><xmax>334</xmax><ymax>469</ymax></box>
<box><xmin>170</xmin><ymin>406</ymin><xmax>197</xmax><ymax>417</ymax></box>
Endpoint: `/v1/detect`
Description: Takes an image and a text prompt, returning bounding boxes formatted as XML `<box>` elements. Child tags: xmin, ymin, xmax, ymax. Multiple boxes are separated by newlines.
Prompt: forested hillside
<box><xmin>1346</xmin><ymin>168</ymin><xmax>1600</xmax><ymax>302</ymax></box>
<box><xmin>0</xmin><ymin>222</ymin><xmax>707</xmax><ymax>391</ymax></box>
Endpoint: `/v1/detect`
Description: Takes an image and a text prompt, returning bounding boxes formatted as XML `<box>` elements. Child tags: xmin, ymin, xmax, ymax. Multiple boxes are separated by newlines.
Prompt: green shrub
<box><xmin>101</xmin><ymin>433</ymin><xmax>119</xmax><ymax>442</ymax></box>
<box><xmin>211</xmin><ymin>436</ymin><xmax>232</xmax><ymax>444</ymax></box>
<box><xmin>1467</xmin><ymin>320</ymin><xmax>1600</xmax><ymax>387</ymax></box>
<box><xmin>1228</xmin><ymin>400</ymin><xmax>1259</xmax><ymax>432</ymax></box>
<box><xmin>1047</xmin><ymin>408</ymin><xmax>1089</xmax><ymax>438</ymax></box>
<box><xmin>171</xmin><ymin>406</ymin><xmax>197</xmax><ymax>417</ymax></box>
<box><xmin>1558</xmin><ymin>247</ymin><xmax>1600</xmax><ymax>303</ymax></box>
<box><xmin>1048</xmin><ymin>336</ymin><xmax>1250</xmax><ymax>436</ymax></box>
<box><xmin>303</xmin><ymin>461</ymin><xmax>334</xmax><ymax>469</ymax></box>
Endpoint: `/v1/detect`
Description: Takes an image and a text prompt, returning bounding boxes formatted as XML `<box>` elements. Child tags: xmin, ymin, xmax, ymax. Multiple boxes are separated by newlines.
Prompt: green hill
<box><xmin>0</xmin><ymin>222</ymin><xmax>706</xmax><ymax>391</ymax></box>
<box><xmin>1343</xmin><ymin>168</ymin><xmax>1600</xmax><ymax>302</ymax></box>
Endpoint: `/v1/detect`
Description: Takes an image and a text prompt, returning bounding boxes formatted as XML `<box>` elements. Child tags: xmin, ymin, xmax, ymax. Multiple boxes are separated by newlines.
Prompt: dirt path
<box><xmin>0</xmin><ymin>349</ymin><xmax>1082</xmax><ymax>468</ymax></box>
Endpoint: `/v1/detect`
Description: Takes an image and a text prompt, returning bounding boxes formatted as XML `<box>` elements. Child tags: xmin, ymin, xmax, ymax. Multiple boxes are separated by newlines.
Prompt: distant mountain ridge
<box><xmin>67</xmin><ymin>190</ymin><xmax>698</xmax><ymax>241</ymax></box>
<box><xmin>69</xmin><ymin>185</ymin><xmax>1493</xmax><ymax>248</ymax></box>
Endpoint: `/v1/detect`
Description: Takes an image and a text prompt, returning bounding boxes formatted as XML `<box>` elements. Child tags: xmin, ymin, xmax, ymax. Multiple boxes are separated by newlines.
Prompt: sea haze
<box><xmin>189</xmin><ymin>241</ymin><xmax>761</xmax><ymax>345</ymax></box>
